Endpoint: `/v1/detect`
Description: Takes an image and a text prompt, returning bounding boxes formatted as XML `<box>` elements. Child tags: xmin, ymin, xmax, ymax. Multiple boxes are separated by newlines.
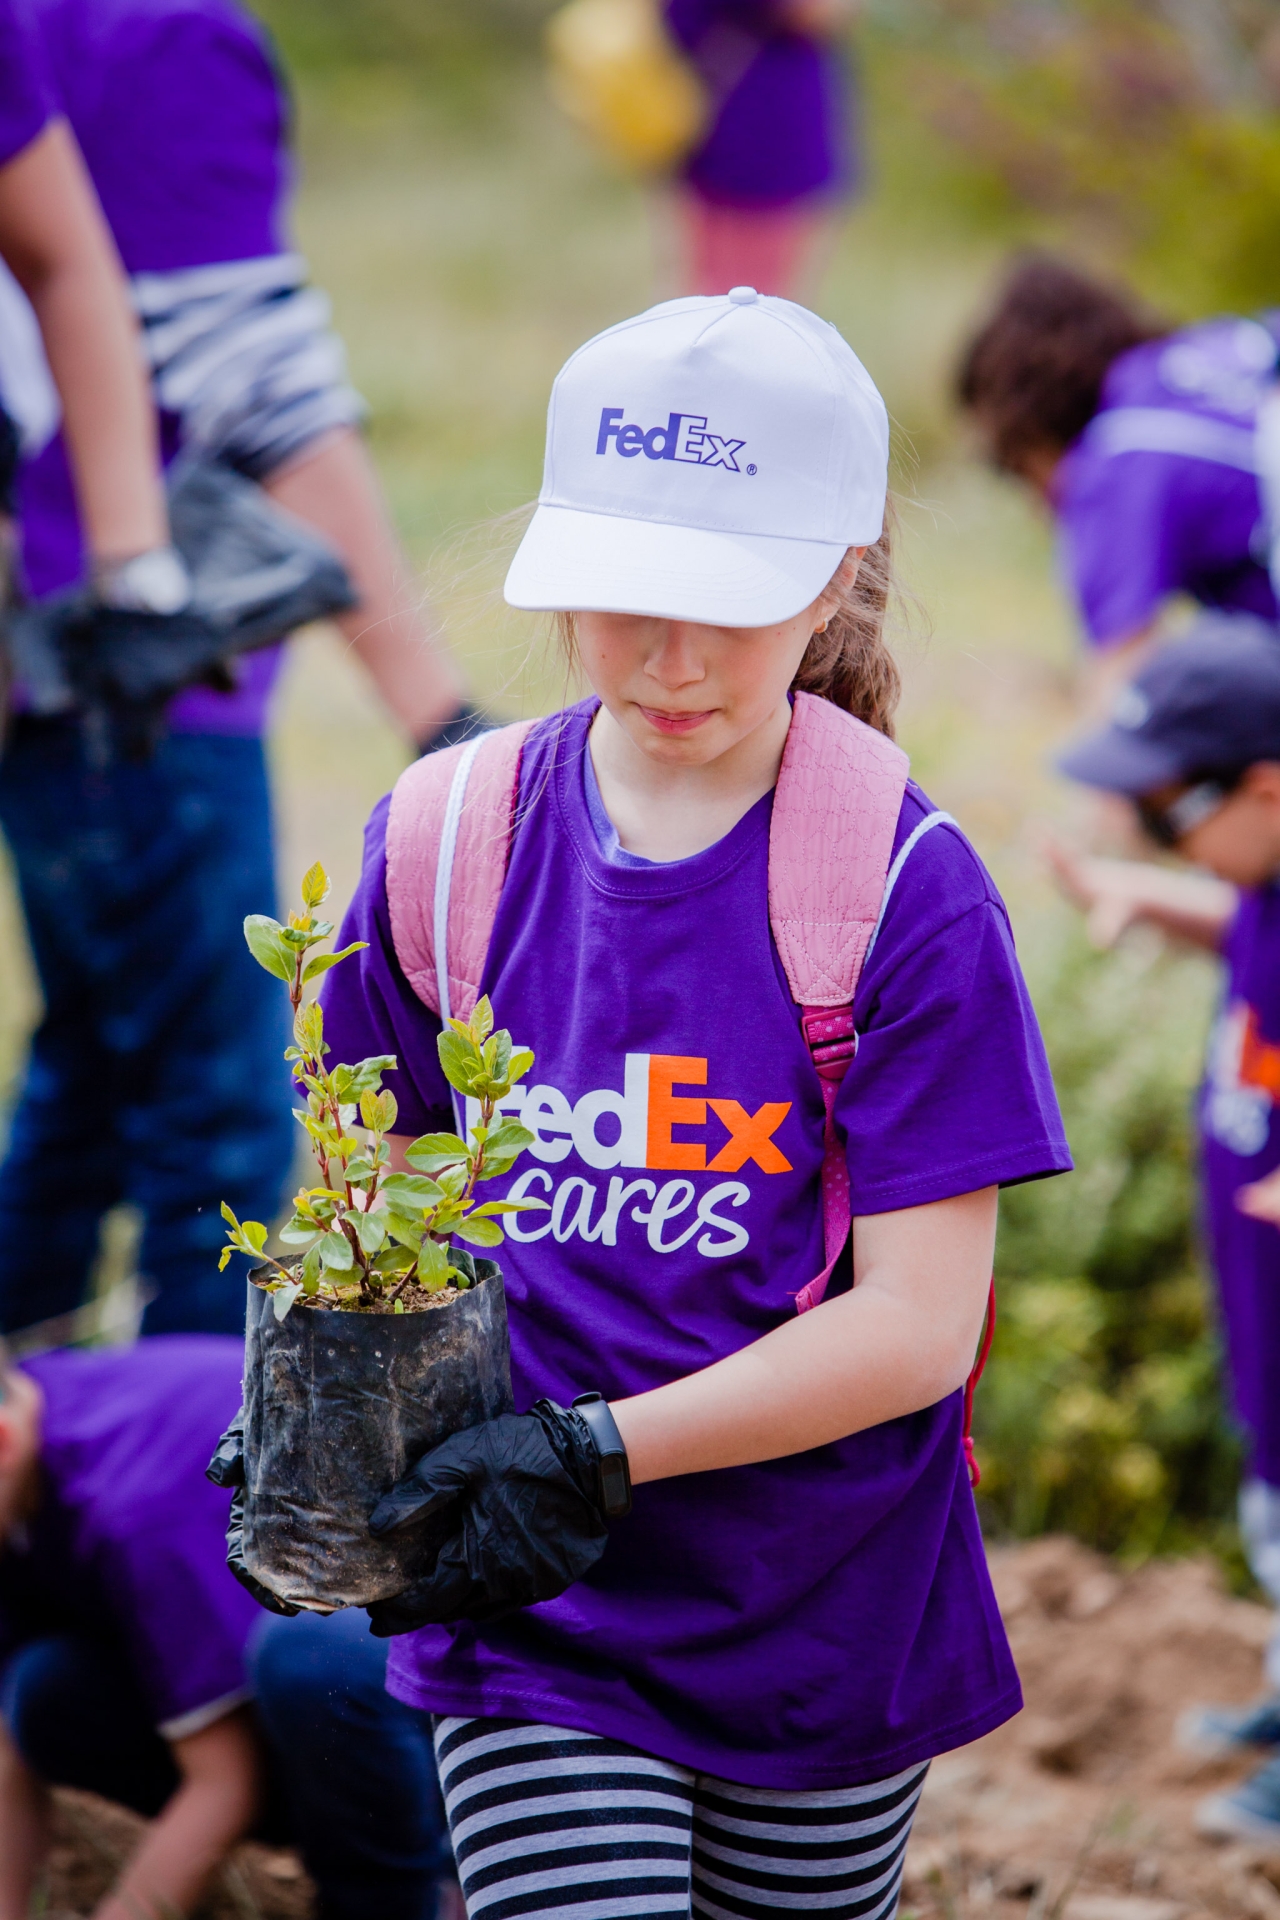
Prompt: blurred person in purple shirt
<box><xmin>0</xmin><ymin>1336</ymin><xmax>457</xmax><ymax>1920</ymax></box>
<box><xmin>663</xmin><ymin>0</ymin><xmax>860</xmax><ymax>296</ymax></box>
<box><xmin>0</xmin><ymin>0</ymin><xmax>479</xmax><ymax>1342</ymax></box>
<box><xmin>956</xmin><ymin>254</ymin><xmax>1280</xmax><ymax>708</ymax></box>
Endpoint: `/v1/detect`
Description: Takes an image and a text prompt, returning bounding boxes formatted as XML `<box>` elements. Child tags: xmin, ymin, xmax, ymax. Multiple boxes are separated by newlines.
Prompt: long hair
<box><xmin>552</xmin><ymin>510</ymin><xmax>903</xmax><ymax>741</ymax></box>
<box><xmin>791</xmin><ymin>521</ymin><xmax>900</xmax><ymax>739</ymax></box>
<box><xmin>956</xmin><ymin>253</ymin><xmax>1164</xmax><ymax>473</ymax></box>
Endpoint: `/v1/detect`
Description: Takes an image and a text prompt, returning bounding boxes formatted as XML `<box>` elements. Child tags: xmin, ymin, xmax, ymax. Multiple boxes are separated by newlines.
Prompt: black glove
<box><xmin>206</xmin><ymin>1409</ymin><xmax>301</xmax><ymax>1618</ymax></box>
<box><xmin>363</xmin><ymin>1396</ymin><xmax>630</xmax><ymax>1635</ymax></box>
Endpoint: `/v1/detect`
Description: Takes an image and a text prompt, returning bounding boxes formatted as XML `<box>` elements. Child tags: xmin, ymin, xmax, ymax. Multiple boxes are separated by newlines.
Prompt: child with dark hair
<box><xmin>0</xmin><ymin>1336</ymin><xmax>456</xmax><ymax>1920</ymax></box>
<box><xmin>1054</xmin><ymin>619</ymin><xmax>1280</xmax><ymax>1844</ymax></box>
<box><xmin>957</xmin><ymin>254</ymin><xmax>1280</xmax><ymax>699</ymax></box>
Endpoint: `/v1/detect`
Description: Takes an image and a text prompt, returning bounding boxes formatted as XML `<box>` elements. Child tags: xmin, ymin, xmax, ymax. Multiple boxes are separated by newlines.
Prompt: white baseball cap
<box><xmin>504</xmin><ymin>287</ymin><xmax>889</xmax><ymax>627</ymax></box>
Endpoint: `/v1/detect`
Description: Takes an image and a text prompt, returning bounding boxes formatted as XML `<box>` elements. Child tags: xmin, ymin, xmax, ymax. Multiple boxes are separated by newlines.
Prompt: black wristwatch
<box><xmin>569</xmin><ymin>1392</ymin><xmax>633</xmax><ymax>1519</ymax></box>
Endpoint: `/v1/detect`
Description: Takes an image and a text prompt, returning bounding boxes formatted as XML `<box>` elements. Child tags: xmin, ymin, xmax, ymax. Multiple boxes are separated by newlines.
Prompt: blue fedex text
<box><xmin>596</xmin><ymin>407</ymin><xmax>746</xmax><ymax>472</ymax></box>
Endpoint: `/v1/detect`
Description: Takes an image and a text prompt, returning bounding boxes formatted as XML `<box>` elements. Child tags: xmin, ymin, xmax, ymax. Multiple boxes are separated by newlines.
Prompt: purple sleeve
<box><xmin>841</xmin><ymin>797</ymin><xmax>1071</xmax><ymax>1212</ymax></box>
<box><xmin>0</xmin><ymin>0</ymin><xmax>54</xmax><ymax>169</ymax></box>
<box><xmin>319</xmin><ymin>794</ymin><xmax>453</xmax><ymax>1136</ymax></box>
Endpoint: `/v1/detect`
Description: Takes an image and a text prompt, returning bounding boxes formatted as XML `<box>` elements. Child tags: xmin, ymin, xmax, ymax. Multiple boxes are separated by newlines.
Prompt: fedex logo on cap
<box><xmin>596</xmin><ymin>406</ymin><xmax>747</xmax><ymax>472</ymax></box>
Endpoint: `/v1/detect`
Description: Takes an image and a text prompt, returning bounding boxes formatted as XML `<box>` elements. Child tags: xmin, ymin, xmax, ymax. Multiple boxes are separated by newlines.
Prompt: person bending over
<box><xmin>957</xmin><ymin>254</ymin><xmax>1280</xmax><ymax>708</ymax></box>
<box><xmin>0</xmin><ymin>1336</ymin><xmax>456</xmax><ymax>1920</ymax></box>
<box><xmin>1053</xmin><ymin>622</ymin><xmax>1280</xmax><ymax>1845</ymax></box>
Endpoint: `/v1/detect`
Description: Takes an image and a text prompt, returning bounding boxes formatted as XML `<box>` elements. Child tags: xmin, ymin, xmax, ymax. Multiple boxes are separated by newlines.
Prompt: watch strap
<box><xmin>570</xmin><ymin>1392</ymin><xmax>632</xmax><ymax>1519</ymax></box>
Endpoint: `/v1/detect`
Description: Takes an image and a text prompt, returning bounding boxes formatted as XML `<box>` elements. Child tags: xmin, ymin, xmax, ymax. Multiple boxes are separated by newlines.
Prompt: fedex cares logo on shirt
<box><xmin>466</xmin><ymin>1055</ymin><xmax>791</xmax><ymax>1259</ymax></box>
<box><xmin>1205</xmin><ymin>1000</ymin><xmax>1280</xmax><ymax>1157</ymax></box>
<box><xmin>595</xmin><ymin>407</ymin><xmax>747</xmax><ymax>472</ymax></box>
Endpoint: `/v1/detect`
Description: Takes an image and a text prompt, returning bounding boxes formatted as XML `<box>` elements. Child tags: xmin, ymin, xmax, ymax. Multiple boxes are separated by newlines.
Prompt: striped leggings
<box><xmin>433</xmin><ymin>1716</ymin><xmax>928</xmax><ymax>1920</ymax></box>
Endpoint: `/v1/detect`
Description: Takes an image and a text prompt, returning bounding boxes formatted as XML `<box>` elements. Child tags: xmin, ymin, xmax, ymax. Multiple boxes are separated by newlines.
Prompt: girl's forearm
<box><xmin>612</xmin><ymin>1189</ymin><xmax>998</xmax><ymax>1484</ymax></box>
<box><xmin>1105</xmin><ymin>861</ymin><xmax>1235</xmax><ymax>951</ymax></box>
<box><xmin>0</xmin><ymin>1724</ymin><xmax>51</xmax><ymax>1920</ymax></box>
<box><xmin>0</xmin><ymin>122</ymin><xmax>167</xmax><ymax>562</ymax></box>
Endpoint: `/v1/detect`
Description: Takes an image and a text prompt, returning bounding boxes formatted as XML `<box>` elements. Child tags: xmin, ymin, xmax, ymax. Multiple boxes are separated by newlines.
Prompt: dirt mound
<box><xmin>42</xmin><ymin>1791</ymin><xmax>312</xmax><ymax>1919</ymax></box>
<box><xmin>906</xmin><ymin>1537</ymin><xmax>1280</xmax><ymax>1919</ymax></box>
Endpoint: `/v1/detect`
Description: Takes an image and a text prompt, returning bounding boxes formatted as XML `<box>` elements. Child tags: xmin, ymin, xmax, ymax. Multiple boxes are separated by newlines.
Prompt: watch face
<box><xmin>600</xmin><ymin>1455</ymin><xmax>631</xmax><ymax>1517</ymax></box>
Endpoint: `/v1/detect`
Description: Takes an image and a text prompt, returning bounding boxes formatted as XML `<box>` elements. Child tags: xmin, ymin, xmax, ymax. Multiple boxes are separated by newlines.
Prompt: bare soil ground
<box><xmin>905</xmin><ymin>1538</ymin><xmax>1280</xmax><ymax>1920</ymax></box>
<box><xmin>44</xmin><ymin>1536</ymin><xmax>1280</xmax><ymax>1920</ymax></box>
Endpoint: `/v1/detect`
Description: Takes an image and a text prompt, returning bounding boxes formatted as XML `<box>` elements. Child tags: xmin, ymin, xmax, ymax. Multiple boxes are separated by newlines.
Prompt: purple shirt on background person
<box><xmin>1055</xmin><ymin>316</ymin><xmax>1280</xmax><ymax>648</ymax></box>
<box><xmin>664</xmin><ymin>0</ymin><xmax>854</xmax><ymax>208</ymax></box>
<box><xmin>0</xmin><ymin>1338</ymin><xmax>256</xmax><ymax>1737</ymax></box>
<box><xmin>320</xmin><ymin>701</ymin><xmax>1071</xmax><ymax>1787</ymax></box>
<box><xmin>11</xmin><ymin>0</ymin><xmax>294</xmax><ymax>735</ymax></box>
<box><xmin>0</xmin><ymin>0</ymin><xmax>53</xmax><ymax>167</ymax></box>
<box><xmin>1200</xmin><ymin>883</ymin><xmax>1280</xmax><ymax>1489</ymax></box>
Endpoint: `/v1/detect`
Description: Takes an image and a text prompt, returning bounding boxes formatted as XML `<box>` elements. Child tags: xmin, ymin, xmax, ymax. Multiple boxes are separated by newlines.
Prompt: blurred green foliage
<box><xmin>978</xmin><ymin>922</ymin><xmax>1247</xmax><ymax>1564</ymax></box>
<box><xmin>866</xmin><ymin>0</ymin><xmax>1280</xmax><ymax>317</ymax></box>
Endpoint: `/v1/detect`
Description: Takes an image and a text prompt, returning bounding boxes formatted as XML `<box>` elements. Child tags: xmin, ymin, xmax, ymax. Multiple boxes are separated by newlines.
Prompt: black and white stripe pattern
<box><xmin>131</xmin><ymin>252</ymin><xmax>364</xmax><ymax>478</ymax></box>
<box><xmin>434</xmin><ymin>1715</ymin><xmax>927</xmax><ymax>1920</ymax></box>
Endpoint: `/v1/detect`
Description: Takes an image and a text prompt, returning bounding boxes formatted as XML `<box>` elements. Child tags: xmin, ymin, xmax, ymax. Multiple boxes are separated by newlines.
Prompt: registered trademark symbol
<box><xmin>746</xmin><ymin>462</ymin><xmax>757</xmax><ymax>475</ymax></box>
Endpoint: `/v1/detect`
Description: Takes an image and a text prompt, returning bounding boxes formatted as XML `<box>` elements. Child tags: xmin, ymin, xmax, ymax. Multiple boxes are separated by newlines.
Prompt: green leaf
<box><xmin>295</xmin><ymin>1000</ymin><xmax>325</xmax><ymax>1057</ymax></box>
<box><xmin>483</xmin><ymin>1031</ymin><xmax>512</xmax><ymax>1082</ymax></box>
<box><xmin>302</xmin><ymin>941</ymin><xmax>369</xmax><ymax>985</ymax></box>
<box><xmin>359</xmin><ymin>1088</ymin><xmax>397</xmax><ymax>1134</ymax></box>
<box><xmin>353</xmin><ymin>1209</ymin><xmax>386</xmax><ymax>1254</ymax></box>
<box><xmin>404</xmin><ymin>1132</ymin><xmax>469</xmax><ymax>1174</ymax></box>
<box><xmin>217</xmin><ymin>1247</ymin><xmax>234</xmax><ymax>1272</ymax></box>
<box><xmin>318</xmin><ymin>1229</ymin><xmax>353</xmax><ymax>1271</ymax></box>
<box><xmin>507</xmin><ymin>1047</ymin><xmax>535</xmax><ymax>1085</ymax></box>
<box><xmin>437</xmin><ymin>1027</ymin><xmax>483</xmax><ymax>1094</ymax></box>
<box><xmin>453</xmin><ymin>1214</ymin><xmax>504</xmax><ymax>1248</ymax></box>
<box><xmin>244</xmin><ymin>915</ymin><xmax>295</xmax><ymax>982</ymax></box>
<box><xmin>279</xmin><ymin>1216</ymin><xmax>321</xmax><ymax>1246</ymax></box>
<box><xmin>220</xmin><ymin>1201</ymin><xmax>241</xmax><ymax>1229</ymax></box>
<box><xmin>382</xmin><ymin>1209</ymin><xmax>425</xmax><ymax>1250</ymax></box>
<box><xmin>301</xmin><ymin>1244</ymin><xmax>323</xmax><ymax>1286</ymax></box>
<box><xmin>486</xmin><ymin>1122</ymin><xmax>534</xmax><ymax>1159</ymax></box>
<box><xmin>470</xmin><ymin>1197</ymin><xmax>549</xmax><ymax>1215</ymax></box>
<box><xmin>300</xmin><ymin>860</ymin><xmax>330</xmax><ymax>909</ymax></box>
<box><xmin>235</xmin><ymin>1220</ymin><xmax>269</xmax><ymax>1255</ymax></box>
<box><xmin>470</xmin><ymin>996</ymin><xmax>494</xmax><ymax>1042</ymax></box>
<box><xmin>273</xmin><ymin>1281</ymin><xmax>303</xmax><ymax>1320</ymax></box>
<box><xmin>417</xmin><ymin>1239</ymin><xmax>450</xmax><ymax>1291</ymax></box>
<box><xmin>380</xmin><ymin>1172</ymin><xmax>443</xmax><ymax>1210</ymax></box>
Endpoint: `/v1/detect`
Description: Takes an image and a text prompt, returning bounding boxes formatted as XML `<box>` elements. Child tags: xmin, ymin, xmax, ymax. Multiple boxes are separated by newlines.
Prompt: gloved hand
<box><xmin>205</xmin><ymin>1409</ymin><xmax>300</xmax><ymax>1618</ymax></box>
<box><xmin>364</xmin><ymin>1396</ymin><xmax>630</xmax><ymax>1635</ymax></box>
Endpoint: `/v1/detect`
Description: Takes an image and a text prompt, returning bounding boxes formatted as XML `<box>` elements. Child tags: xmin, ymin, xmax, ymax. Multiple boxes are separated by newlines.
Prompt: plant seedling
<box><xmin>221</xmin><ymin>861</ymin><xmax>545</xmax><ymax>1316</ymax></box>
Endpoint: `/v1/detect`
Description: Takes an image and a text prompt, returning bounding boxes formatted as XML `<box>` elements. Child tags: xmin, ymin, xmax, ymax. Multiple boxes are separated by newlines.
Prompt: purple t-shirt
<box><xmin>0</xmin><ymin>0</ymin><xmax>53</xmax><ymax>167</ymax></box>
<box><xmin>0</xmin><ymin>1338</ymin><xmax>257</xmax><ymax>1735</ymax></box>
<box><xmin>1055</xmin><ymin>317</ymin><xmax>1280</xmax><ymax>648</ymax></box>
<box><xmin>11</xmin><ymin>0</ymin><xmax>291</xmax><ymax>735</ymax></box>
<box><xmin>1199</xmin><ymin>882</ymin><xmax>1280</xmax><ymax>1486</ymax></box>
<box><xmin>664</xmin><ymin>0</ymin><xmax>853</xmax><ymax>208</ymax></box>
<box><xmin>320</xmin><ymin>700</ymin><xmax>1071</xmax><ymax>1787</ymax></box>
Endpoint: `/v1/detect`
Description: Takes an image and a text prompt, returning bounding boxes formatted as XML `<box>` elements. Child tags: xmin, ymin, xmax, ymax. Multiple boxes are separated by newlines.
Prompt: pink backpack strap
<box><xmin>386</xmin><ymin>720</ymin><xmax>537</xmax><ymax>1023</ymax></box>
<box><xmin>768</xmin><ymin>694</ymin><xmax>908</xmax><ymax>1315</ymax></box>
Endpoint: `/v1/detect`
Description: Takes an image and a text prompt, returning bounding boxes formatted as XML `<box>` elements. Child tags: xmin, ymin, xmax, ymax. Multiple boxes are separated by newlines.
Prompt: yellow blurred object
<box><xmin>545</xmin><ymin>0</ymin><xmax>708</xmax><ymax>174</ymax></box>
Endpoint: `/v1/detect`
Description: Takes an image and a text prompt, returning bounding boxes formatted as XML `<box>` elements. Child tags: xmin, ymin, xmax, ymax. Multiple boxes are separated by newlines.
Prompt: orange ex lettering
<box><xmin>1240</xmin><ymin>1006</ymin><xmax>1280</xmax><ymax>1101</ymax></box>
<box><xmin>646</xmin><ymin>1056</ymin><xmax>707</xmax><ymax>1169</ymax></box>
<box><xmin>707</xmin><ymin>1100</ymin><xmax>793</xmax><ymax>1174</ymax></box>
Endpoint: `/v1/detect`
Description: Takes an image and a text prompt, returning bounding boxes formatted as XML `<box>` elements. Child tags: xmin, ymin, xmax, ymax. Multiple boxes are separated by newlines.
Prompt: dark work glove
<box><xmin>364</xmin><ymin>1397</ymin><xmax>629</xmax><ymax>1635</ymax></box>
<box><xmin>206</xmin><ymin>1409</ymin><xmax>301</xmax><ymax>1618</ymax></box>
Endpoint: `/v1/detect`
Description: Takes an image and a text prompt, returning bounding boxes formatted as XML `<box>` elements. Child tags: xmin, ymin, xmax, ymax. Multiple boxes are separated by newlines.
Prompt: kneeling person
<box><xmin>0</xmin><ymin>1335</ymin><xmax>453</xmax><ymax>1920</ymax></box>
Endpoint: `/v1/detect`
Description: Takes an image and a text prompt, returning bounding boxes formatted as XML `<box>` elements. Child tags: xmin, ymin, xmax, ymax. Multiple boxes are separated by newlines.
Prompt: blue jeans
<box><xmin>2</xmin><ymin>1617</ymin><xmax>453</xmax><ymax>1920</ymax></box>
<box><xmin>0</xmin><ymin>717</ymin><xmax>294</xmax><ymax>1334</ymax></box>
<box><xmin>248</xmin><ymin>1610</ymin><xmax>454</xmax><ymax>1920</ymax></box>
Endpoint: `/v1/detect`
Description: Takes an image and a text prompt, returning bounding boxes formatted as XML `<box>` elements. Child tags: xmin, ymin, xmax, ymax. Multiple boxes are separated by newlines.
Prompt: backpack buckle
<box><xmin>801</xmin><ymin>1005</ymin><xmax>857</xmax><ymax>1077</ymax></box>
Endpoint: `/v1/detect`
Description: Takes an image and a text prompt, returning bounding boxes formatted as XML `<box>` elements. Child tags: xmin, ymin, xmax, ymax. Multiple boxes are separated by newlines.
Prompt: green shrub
<box><xmin>976</xmin><ymin>920</ymin><xmax>1246</xmax><ymax>1560</ymax></box>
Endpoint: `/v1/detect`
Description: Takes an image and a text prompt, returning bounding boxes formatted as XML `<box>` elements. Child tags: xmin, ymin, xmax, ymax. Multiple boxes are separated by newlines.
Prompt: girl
<box><xmin>321</xmin><ymin>289</ymin><xmax>1072</xmax><ymax>1920</ymax></box>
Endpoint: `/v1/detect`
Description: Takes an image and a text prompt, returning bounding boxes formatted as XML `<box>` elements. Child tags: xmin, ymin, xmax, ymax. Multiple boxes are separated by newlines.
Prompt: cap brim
<box><xmin>1055</xmin><ymin>727</ymin><xmax>1186</xmax><ymax>795</ymax></box>
<box><xmin>504</xmin><ymin>504</ymin><xmax>848</xmax><ymax>626</ymax></box>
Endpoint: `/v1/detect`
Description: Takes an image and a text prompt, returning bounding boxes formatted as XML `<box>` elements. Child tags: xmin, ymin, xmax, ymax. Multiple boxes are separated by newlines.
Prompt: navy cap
<box><xmin>1057</xmin><ymin>614</ymin><xmax>1280</xmax><ymax>796</ymax></box>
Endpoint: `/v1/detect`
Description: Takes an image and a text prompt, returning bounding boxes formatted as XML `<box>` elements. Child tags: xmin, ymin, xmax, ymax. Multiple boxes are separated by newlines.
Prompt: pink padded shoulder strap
<box><xmin>769</xmin><ymin>691</ymin><xmax>909</xmax><ymax>1010</ymax></box>
<box><xmin>385</xmin><ymin>721</ymin><xmax>537</xmax><ymax>1022</ymax></box>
